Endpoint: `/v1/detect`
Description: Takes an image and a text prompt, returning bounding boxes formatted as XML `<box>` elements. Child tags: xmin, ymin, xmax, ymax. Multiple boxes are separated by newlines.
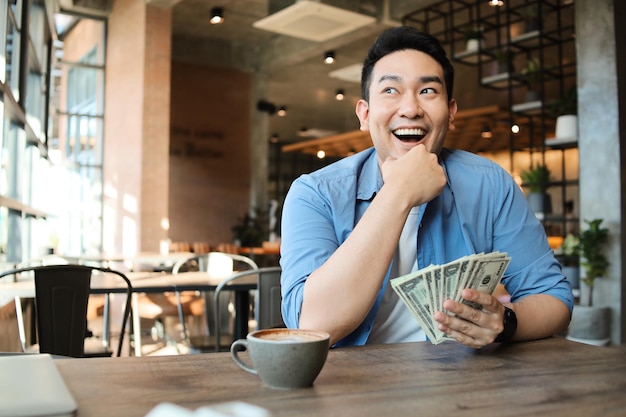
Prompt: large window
<box><xmin>0</xmin><ymin>1</ymin><xmax>106</xmax><ymax>267</ymax></box>
<box><xmin>49</xmin><ymin>14</ymin><xmax>105</xmax><ymax>256</ymax></box>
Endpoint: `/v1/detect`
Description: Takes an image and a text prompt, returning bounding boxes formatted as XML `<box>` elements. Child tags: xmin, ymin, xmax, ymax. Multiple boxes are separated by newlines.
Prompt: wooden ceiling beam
<box><xmin>280</xmin><ymin>105</ymin><xmax>554</xmax><ymax>158</ymax></box>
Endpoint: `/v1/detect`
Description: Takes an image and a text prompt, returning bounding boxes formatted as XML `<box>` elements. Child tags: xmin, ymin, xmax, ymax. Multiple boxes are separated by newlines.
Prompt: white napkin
<box><xmin>144</xmin><ymin>401</ymin><xmax>270</xmax><ymax>417</ymax></box>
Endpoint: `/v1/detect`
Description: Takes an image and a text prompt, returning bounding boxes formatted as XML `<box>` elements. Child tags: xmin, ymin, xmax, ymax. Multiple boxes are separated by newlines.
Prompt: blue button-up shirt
<box><xmin>280</xmin><ymin>147</ymin><xmax>573</xmax><ymax>347</ymax></box>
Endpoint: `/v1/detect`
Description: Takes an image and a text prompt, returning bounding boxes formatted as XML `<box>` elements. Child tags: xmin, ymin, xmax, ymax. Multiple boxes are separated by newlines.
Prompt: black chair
<box><xmin>213</xmin><ymin>266</ymin><xmax>283</xmax><ymax>352</ymax></box>
<box><xmin>0</xmin><ymin>264</ymin><xmax>133</xmax><ymax>357</ymax></box>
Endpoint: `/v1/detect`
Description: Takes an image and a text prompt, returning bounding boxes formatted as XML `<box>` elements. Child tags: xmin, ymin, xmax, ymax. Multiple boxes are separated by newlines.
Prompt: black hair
<box><xmin>361</xmin><ymin>26</ymin><xmax>454</xmax><ymax>102</ymax></box>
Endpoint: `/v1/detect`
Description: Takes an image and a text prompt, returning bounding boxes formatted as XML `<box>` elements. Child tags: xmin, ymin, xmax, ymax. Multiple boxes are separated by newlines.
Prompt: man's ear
<box><xmin>448</xmin><ymin>99</ymin><xmax>458</xmax><ymax>131</ymax></box>
<box><xmin>356</xmin><ymin>99</ymin><xmax>370</xmax><ymax>131</ymax></box>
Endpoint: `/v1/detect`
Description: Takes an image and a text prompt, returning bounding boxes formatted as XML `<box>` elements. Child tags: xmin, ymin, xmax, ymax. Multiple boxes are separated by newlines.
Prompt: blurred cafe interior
<box><xmin>0</xmin><ymin>0</ymin><xmax>624</xmax><ymax>354</ymax></box>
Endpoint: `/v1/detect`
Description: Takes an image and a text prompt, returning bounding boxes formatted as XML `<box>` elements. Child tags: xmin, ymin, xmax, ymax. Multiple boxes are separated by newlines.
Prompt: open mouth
<box><xmin>393</xmin><ymin>128</ymin><xmax>426</xmax><ymax>142</ymax></box>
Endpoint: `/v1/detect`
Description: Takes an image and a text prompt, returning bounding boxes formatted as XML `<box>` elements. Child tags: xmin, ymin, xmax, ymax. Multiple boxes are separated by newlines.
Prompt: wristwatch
<box><xmin>494</xmin><ymin>306</ymin><xmax>517</xmax><ymax>343</ymax></box>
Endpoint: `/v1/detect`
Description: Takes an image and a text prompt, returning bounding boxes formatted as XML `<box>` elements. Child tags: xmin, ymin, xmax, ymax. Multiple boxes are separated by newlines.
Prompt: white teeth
<box><xmin>394</xmin><ymin>128</ymin><xmax>425</xmax><ymax>136</ymax></box>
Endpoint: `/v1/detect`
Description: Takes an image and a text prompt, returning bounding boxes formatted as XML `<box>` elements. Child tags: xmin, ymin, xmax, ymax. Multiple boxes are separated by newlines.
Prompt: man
<box><xmin>280</xmin><ymin>26</ymin><xmax>572</xmax><ymax>349</ymax></box>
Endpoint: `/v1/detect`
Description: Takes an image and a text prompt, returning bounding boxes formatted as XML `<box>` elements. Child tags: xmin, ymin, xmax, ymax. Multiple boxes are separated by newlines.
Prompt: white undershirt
<box><xmin>367</xmin><ymin>206</ymin><xmax>426</xmax><ymax>344</ymax></box>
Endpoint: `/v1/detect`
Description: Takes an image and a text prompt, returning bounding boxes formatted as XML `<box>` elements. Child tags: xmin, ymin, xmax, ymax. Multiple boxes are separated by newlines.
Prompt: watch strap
<box><xmin>494</xmin><ymin>306</ymin><xmax>517</xmax><ymax>343</ymax></box>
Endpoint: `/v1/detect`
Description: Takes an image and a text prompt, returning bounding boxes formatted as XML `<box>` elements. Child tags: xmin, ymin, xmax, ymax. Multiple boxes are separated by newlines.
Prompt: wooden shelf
<box><xmin>511</xmin><ymin>100</ymin><xmax>542</xmax><ymax>114</ymax></box>
<box><xmin>453</xmin><ymin>49</ymin><xmax>490</xmax><ymax>65</ymax></box>
<box><xmin>481</xmin><ymin>72</ymin><xmax>524</xmax><ymax>88</ymax></box>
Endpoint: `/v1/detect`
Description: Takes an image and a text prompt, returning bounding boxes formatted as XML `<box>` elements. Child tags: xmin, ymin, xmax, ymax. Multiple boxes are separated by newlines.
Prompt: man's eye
<box><xmin>383</xmin><ymin>87</ymin><xmax>398</xmax><ymax>94</ymax></box>
<box><xmin>421</xmin><ymin>87</ymin><xmax>437</xmax><ymax>94</ymax></box>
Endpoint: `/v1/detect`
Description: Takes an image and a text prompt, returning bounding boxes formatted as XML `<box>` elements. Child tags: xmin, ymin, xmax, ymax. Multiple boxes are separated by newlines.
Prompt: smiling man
<box><xmin>279</xmin><ymin>26</ymin><xmax>573</xmax><ymax>349</ymax></box>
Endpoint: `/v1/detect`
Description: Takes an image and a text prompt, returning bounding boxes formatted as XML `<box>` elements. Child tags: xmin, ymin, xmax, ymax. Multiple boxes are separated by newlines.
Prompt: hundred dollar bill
<box><xmin>391</xmin><ymin>251</ymin><xmax>510</xmax><ymax>345</ymax></box>
<box><xmin>441</xmin><ymin>261</ymin><xmax>462</xmax><ymax>315</ymax></box>
<box><xmin>462</xmin><ymin>256</ymin><xmax>511</xmax><ymax>309</ymax></box>
<box><xmin>392</xmin><ymin>275</ymin><xmax>438</xmax><ymax>342</ymax></box>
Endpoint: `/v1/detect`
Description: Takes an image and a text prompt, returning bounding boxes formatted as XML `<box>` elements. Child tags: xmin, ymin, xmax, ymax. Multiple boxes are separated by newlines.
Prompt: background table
<box><xmin>0</xmin><ymin>270</ymin><xmax>257</xmax><ymax>356</ymax></box>
<box><xmin>53</xmin><ymin>337</ymin><xmax>626</xmax><ymax>417</ymax></box>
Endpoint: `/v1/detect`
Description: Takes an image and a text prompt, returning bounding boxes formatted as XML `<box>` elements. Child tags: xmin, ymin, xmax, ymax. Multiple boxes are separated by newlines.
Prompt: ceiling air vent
<box><xmin>253</xmin><ymin>1</ymin><xmax>376</xmax><ymax>42</ymax></box>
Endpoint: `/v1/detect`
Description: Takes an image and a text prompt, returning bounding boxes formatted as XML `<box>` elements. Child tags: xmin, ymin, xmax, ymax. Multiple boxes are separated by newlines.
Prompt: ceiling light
<box><xmin>277</xmin><ymin>106</ymin><xmax>287</xmax><ymax>116</ymax></box>
<box><xmin>316</xmin><ymin>150</ymin><xmax>326</xmax><ymax>159</ymax></box>
<box><xmin>210</xmin><ymin>7</ymin><xmax>224</xmax><ymax>24</ymax></box>
<box><xmin>511</xmin><ymin>124</ymin><xmax>520</xmax><ymax>134</ymax></box>
<box><xmin>488</xmin><ymin>0</ymin><xmax>504</xmax><ymax>6</ymax></box>
<box><xmin>481</xmin><ymin>126</ymin><xmax>493</xmax><ymax>139</ymax></box>
<box><xmin>324</xmin><ymin>51</ymin><xmax>335</xmax><ymax>64</ymax></box>
<box><xmin>270</xmin><ymin>133</ymin><xmax>279</xmax><ymax>143</ymax></box>
<box><xmin>335</xmin><ymin>89</ymin><xmax>345</xmax><ymax>100</ymax></box>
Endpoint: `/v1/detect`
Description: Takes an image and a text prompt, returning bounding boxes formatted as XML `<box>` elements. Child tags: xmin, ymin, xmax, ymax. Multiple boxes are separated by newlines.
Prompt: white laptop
<box><xmin>0</xmin><ymin>354</ymin><xmax>77</xmax><ymax>417</ymax></box>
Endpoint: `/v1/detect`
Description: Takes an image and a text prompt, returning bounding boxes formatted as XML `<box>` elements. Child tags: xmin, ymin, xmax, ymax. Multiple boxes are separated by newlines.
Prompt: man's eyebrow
<box><xmin>420</xmin><ymin>75</ymin><xmax>443</xmax><ymax>85</ymax></box>
<box><xmin>377</xmin><ymin>74</ymin><xmax>402</xmax><ymax>83</ymax></box>
<box><xmin>376</xmin><ymin>74</ymin><xmax>443</xmax><ymax>85</ymax></box>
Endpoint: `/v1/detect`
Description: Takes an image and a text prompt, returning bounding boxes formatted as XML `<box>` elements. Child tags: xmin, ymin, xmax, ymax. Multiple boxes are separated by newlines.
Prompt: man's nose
<box><xmin>398</xmin><ymin>93</ymin><xmax>424</xmax><ymax>118</ymax></box>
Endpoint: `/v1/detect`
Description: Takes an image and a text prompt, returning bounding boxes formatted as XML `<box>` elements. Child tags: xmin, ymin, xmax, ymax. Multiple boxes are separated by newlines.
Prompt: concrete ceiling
<box><xmin>168</xmin><ymin>0</ymin><xmax>434</xmax><ymax>149</ymax></box>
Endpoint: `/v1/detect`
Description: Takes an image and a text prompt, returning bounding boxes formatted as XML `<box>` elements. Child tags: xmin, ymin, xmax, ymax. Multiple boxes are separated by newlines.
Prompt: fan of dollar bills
<box><xmin>390</xmin><ymin>251</ymin><xmax>511</xmax><ymax>344</ymax></box>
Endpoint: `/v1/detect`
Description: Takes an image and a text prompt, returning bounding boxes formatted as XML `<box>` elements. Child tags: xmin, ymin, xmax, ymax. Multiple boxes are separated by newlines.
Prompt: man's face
<box><xmin>356</xmin><ymin>49</ymin><xmax>457</xmax><ymax>164</ymax></box>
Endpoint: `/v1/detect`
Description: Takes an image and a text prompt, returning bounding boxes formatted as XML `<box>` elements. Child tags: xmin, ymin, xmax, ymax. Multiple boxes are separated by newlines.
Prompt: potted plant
<box><xmin>567</xmin><ymin>219</ymin><xmax>612</xmax><ymax>345</ymax></box>
<box><xmin>464</xmin><ymin>25</ymin><xmax>484</xmax><ymax>52</ymax></box>
<box><xmin>519</xmin><ymin>3</ymin><xmax>541</xmax><ymax>33</ymax></box>
<box><xmin>231</xmin><ymin>208</ymin><xmax>268</xmax><ymax>247</ymax></box>
<box><xmin>494</xmin><ymin>48</ymin><xmax>515</xmax><ymax>74</ymax></box>
<box><xmin>560</xmin><ymin>233</ymin><xmax>580</xmax><ymax>290</ymax></box>
<box><xmin>578</xmin><ymin>219</ymin><xmax>610</xmax><ymax>305</ymax></box>
<box><xmin>520</xmin><ymin>163</ymin><xmax>552</xmax><ymax>216</ymax></box>
<box><xmin>520</xmin><ymin>57</ymin><xmax>542</xmax><ymax>102</ymax></box>
<box><xmin>548</xmin><ymin>86</ymin><xmax>578</xmax><ymax>140</ymax></box>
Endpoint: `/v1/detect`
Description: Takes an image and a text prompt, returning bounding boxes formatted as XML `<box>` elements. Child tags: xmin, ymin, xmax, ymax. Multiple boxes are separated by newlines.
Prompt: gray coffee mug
<box><xmin>231</xmin><ymin>328</ymin><xmax>330</xmax><ymax>389</ymax></box>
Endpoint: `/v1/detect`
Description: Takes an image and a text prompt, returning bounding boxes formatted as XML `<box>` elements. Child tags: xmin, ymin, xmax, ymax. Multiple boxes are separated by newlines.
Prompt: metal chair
<box><xmin>170</xmin><ymin>252</ymin><xmax>258</xmax><ymax>345</ymax></box>
<box><xmin>213</xmin><ymin>266</ymin><xmax>283</xmax><ymax>352</ymax></box>
<box><xmin>0</xmin><ymin>264</ymin><xmax>133</xmax><ymax>357</ymax></box>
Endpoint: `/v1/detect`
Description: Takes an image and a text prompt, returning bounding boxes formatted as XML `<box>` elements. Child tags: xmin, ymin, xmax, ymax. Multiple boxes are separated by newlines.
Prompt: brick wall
<box><xmin>168</xmin><ymin>62</ymin><xmax>252</xmax><ymax>246</ymax></box>
<box><xmin>104</xmin><ymin>0</ymin><xmax>147</xmax><ymax>255</ymax></box>
<box><xmin>141</xmin><ymin>5</ymin><xmax>172</xmax><ymax>252</ymax></box>
<box><xmin>105</xmin><ymin>0</ymin><xmax>172</xmax><ymax>254</ymax></box>
<box><xmin>104</xmin><ymin>0</ymin><xmax>252</xmax><ymax>254</ymax></box>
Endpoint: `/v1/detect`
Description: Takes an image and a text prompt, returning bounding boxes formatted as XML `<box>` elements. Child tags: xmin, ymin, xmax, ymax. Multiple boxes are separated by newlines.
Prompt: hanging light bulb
<box><xmin>210</xmin><ymin>7</ymin><xmax>224</xmax><ymax>24</ymax></box>
<box><xmin>317</xmin><ymin>150</ymin><xmax>326</xmax><ymax>159</ymax></box>
<box><xmin>335</xmin><ymin>89</ymin><xmax>345</xmax><ymax>100</ymax></box>
<box><xmin>324</xmin><ymin>51</ymin><xmax>335</xmax><ymax>64</ymax></box>
<box><xmin>488</xmin><ymin>0</ymin><xmax>504</xmax><ymax>6</ymax></box>
<box><xmin>277</xmin><ymin>106</ymin><xmax>287</xmax><ymax>117</ymax></box>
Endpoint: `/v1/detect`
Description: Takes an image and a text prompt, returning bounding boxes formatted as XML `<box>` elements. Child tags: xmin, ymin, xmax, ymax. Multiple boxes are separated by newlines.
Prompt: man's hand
<box><xmin>380</xmin><ymin>144</ymin><xmax>446</xmax><ymax>208</ymax></box>
<box><xmin>433</xmin><ymin>288</ymin><xmax>507</xmax><ymax>349</ymax></box>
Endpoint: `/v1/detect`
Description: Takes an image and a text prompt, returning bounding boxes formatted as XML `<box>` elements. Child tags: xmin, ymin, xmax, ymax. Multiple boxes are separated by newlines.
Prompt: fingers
<box><xmin>381</xmin><ymin>145</ymin><xmax>446</xmax><ymax>206</ymax></box>
<box><xmin>434</xmin><ymin>290</ymin><xmax>504</xmax><ymax>349</ymax></box>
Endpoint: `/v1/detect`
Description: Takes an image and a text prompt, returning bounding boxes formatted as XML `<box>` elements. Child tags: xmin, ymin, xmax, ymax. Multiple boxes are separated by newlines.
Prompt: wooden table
<box><xmin>71</xmin><ymin>252</ymin><xmax>196</xmax><ymax>271</ymax></box>
<box><xmin>53</xmin><ymin>337</ymin><xmax>626</xmax><ymax>417</ymax></box>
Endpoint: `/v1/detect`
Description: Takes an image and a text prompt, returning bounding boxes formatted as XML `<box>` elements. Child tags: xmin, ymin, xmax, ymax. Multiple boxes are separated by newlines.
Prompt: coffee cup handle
<box><xmin>230</xmin><ymin>339</ymin><xmax>257</xmax><ymax>375</ymax></box>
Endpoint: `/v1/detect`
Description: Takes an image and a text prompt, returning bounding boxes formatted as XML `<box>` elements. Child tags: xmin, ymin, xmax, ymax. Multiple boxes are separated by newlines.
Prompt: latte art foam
<box><xmin>252</xmin><ymin>329</ymin><xmax>328</xmax><ymax>343</ymax></box>
<box><xmin>259</xmin><ymin>333</ymin><xmax>322</xmax><ymax>342</ymax></box>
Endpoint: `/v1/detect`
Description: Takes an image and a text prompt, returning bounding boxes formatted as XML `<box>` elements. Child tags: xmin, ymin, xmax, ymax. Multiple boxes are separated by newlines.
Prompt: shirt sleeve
<box><xmin>442</xmin><ymin>150</ymin><xmax>573</xmax><ymax>314</ymax></box>
<box><xmin>486</xmin><ymin>164</ymin><xmax>574</xmax><ymax>312</ymax></box>
<box><xmin>279</xmin><ymin>174</ymin><xmax>353</xmax><ymax>329</ymax></box>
